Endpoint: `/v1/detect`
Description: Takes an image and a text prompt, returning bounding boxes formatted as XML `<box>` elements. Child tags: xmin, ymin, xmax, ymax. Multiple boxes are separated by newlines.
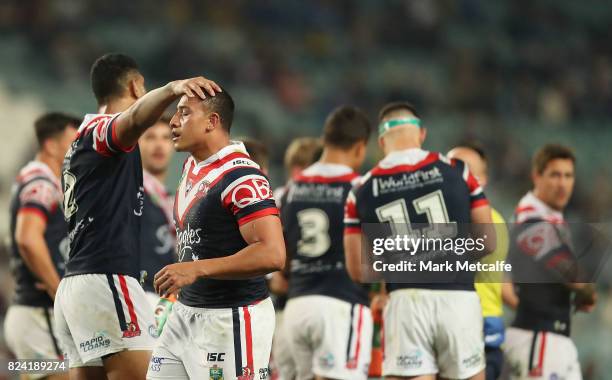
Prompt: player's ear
<box><xmin>129</xmin><ymin>76</ymin><xmax>146</xmax><ymax>99</ymax></box>
<box><xmin>419</xmin><ymin>127</ymin><xmax>427</xmax><ymax>144</ymax></box>
<box><xmin>378</xmin><ymin>136</ymin><xmax>385</xmax><ymax>152</ymax></box>
<box><xmin>206</xmin><ymin>112</ymin><xmax>221</xmax><ymax>132</ymax></box>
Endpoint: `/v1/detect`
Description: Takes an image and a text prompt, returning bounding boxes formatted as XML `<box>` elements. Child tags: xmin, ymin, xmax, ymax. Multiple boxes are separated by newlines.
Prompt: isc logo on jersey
<box><xmin>228</xmin><ymin>175</ymin><xmax>273</xmax><ymax>209</ymax></box>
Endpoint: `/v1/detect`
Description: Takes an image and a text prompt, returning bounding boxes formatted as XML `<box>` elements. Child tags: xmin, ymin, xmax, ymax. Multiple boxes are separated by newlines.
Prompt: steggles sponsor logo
<box><xmin>397</xmin><ymin>349</ymin><xmax>424</xmax><ymax>369</ymax></box>
<box><xmin>375</xmin><ymin>167</ymin><xmax>443</xmax><ymax>196</ymax></box>
<box><xmin>462</xmin><ymin>352</ymin><xmax>482</xmax><ymax>368</ymax></box>
<box><xmin>176</xmin><ymin>223</ymin><xmax>202</xmax><ymax>261</ymax></box>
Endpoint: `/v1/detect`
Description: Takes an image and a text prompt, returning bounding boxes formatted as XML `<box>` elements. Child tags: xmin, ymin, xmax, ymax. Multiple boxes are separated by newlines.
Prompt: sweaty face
<box><xmin>533</xmin><ymin>159</ymin><xmax>575</xmax><ymax>211</ymax></box>
<box><xmin>170</xmin><ymin>96</ymin><xmax>210</xmax><ymax>153</ymax></box>
<box><xmin>139</xmin><ymin>121</ymin><xmax>173</xmax><ymax>175</ymax></box>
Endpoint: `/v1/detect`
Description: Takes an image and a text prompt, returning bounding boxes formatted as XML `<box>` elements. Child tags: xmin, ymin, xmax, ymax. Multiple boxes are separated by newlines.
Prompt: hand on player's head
<box><xmin>170</xmin><ymin>76</ymin><xmax>222</xmax><ymax>99</ymax></box>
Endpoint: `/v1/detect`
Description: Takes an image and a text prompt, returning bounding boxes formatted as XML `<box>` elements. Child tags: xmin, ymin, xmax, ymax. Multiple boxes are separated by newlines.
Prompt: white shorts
<box><xmin>147</xmin><ymin>298</ymin><xmax>275</xmax><ymax>380</ymax></box>
<box><xmin>383</xmin><ymin>289</ymin><xmax>485</xmax><ymax>378</ymax></box>
<box><xmin>503</xmin><ymin>327</ymin><xmax>582</xmax><ymax>380</ymax></box>
<box><xmin>4</xmin><ymin>305</ymin><xmax>64</xmax><ymax>379</ymax></box>
<box><xmin>283</xmin><ymin>295</ymin><xmax>373</xmax><ymax>380</ymax></box>
<box><xmin>271</xmin><ymin>310</ymin><xmax>296</xmax><ymax>380</ymax></box>
<box><xmin>54</xmin><ymin>274</ymin><xmax>156</xmax><ymax>367</ymax></box>
<box><xmin>145</xmin><ymin>291</ymin><xmax>161</xmax><ymax>314</ymax></box>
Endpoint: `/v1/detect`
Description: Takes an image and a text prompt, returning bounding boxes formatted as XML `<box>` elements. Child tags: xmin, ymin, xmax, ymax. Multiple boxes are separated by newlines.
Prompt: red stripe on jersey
<box><xmin>344</xmin><ymin>226</ymin><xmax>362</xmax><ymax>235</ymax></box>
<box><xmin>17</xmin><ymin>207</ymin><xmax>48</xmax><ymax>222</ymax></box>
<box><xmin>242</xmin><ymin>306</ymin><xmax>254</xmax><ymax>374</ymax></box>
<box><xmin>345</xmin><ymin>198</ymin><xmax>359</xmax><ymax>220</ymax></box>
<box><xmin>118</xmin><ymin>275</ymin><xmax>140</xmax><ymax>335</ymax></box>
<box><xmin>466</xmin><ymin>172</ymin><xmax>480</xmax><ymax>192</ymax></box>
<box><xmin>237</xmin><ymin>207</ymin><xmax>279</xmax><ymax>227</ymax></box>
<box><xmin>293</xmin><ymin>172</ymin><xmax>358</xmax><ymax>184</ymax></box>
<box><xmin>198</xmin><ymin>152</ymin><xmax>252</xmax><ymax>178</ymax></box>
<box><xmin>370</xmin><ymin>152</ymin><xmax>439</xmax><ymax>176</ymax></box>
<box><xmin>471</xmin><ymin>198</ymin><xmax>489</xmax><ymax>209</ymax></box>
<box><xmin>515</xmin><ymin>206</ymin><xmax>535</xmax><ymax>214</ymax></box>
<box><xmin>17</xmin><ymin>169</ymin><xmax>47</xmax><ymax>183</ymax></box>
<box><xmin>110</xmin><ymin>119</ymin><xmax>136</xmax><ymax>152</ymax></box>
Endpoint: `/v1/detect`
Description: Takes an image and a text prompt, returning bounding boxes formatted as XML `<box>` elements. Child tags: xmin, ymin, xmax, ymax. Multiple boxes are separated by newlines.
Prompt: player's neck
<box><xmin>145</xmin><ymin>168</ymin><xmax>167</xmax><ymax>185</ymax></box>
<box><xmin>35</xmin><ymin>152</ymin><xmax>61</xmax><ymax>178</ymax></box>
<box><xmin>385</xmin><ymin>140</ymin><xmax>422</xmax><ymax>156</ymax></box>
<box><xmin>191</xmin><ymin>137</ymin><xmax>231</xmax><ymax>163</ymax></box>
<box><xmin>98</xmin><ymin>97</ymin><xmax>135</xmax><ymax>114</ymax></box>
<box><xmin>319</xmin><ymin>148</ymin><xmax>354</xmax><ymax>171</ymax></box>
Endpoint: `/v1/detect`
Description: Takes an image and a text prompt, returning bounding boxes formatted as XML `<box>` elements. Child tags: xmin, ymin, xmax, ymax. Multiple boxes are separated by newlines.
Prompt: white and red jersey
<box><xmin>10</xmin><ymin>161</ymin><xmax>68</xmax><ymax>306</ymax></box>
<box><xmin>174</xmin><ymin>142</ymin><xmax>279</xmax><ymax>308</ymax></box>
<box><xmin>509</xmin><ymin>192</ymin><xmax>575</xmax><ymax>336</ymax></box>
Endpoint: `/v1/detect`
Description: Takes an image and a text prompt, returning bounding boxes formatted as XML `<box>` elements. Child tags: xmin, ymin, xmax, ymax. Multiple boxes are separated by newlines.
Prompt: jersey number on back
<box><xmin>297</xmin><ymin>208</ymin><xmax>330</xmax><ymax>258</ymax></box>
<box><xmin>62</xmin><ymin>171</ymin><xmax>78</xmax><ymax>219</ymax></box>
<box><xmin>375</xmin><ymin>190</ymin><xmax>457</xmax><ymax>238</ymax></box>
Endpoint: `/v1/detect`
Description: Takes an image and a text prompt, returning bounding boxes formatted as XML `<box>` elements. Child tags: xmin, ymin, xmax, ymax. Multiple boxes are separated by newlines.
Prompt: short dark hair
<box><xmin>34</xmin><ymin>112</ymin><xmax>81</xmax><ymax>147</ymax></box>
<box><xmin>243</xmin><ymin>138</ymin><xmax>269</xmax><ymax>171</ymax></box>
<box><xmin>323</xmin><ymin>105</ymin><xmax>371</xmax><ymax>149</ymax></box>
<box><xmin>201</xmin><ymin>88</ymin><xmax>234</xmax><ymax>132</ymax></box>
<box><xmin>90</xmin><ymin>53</ymin><xmax>140</xmax><ymax>104</ymax></box>
<box><xmin>455</xmin><ymin>140</ymin><xmax>487</xmax><ymax>163</ymax></box>
<box><xmin>533</xmin><ymin>144</ymin><xmax>576</xmax><ymax>174</ymax></box>
<box><xmin>378</xmin><ymin>101</ymin><xmax>420</xmax><ymax>122</ymax></box>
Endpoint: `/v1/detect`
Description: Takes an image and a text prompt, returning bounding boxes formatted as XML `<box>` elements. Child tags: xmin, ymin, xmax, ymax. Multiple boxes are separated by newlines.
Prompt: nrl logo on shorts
<box><xmin>122</xmin><ymin>322</ymin><xmax>142</xmax><ymax>338</ymax></box>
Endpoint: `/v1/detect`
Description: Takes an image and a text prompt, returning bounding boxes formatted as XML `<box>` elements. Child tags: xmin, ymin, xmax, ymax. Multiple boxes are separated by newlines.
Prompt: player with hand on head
<box><xmin>55</xmin><ymin>52</ymin><xmax>220</xmax><ymax>380</ymax></box>
<box><xmin>280</xmin><ymin>105</ymin><xmax>374</xmax><ymax>380</ymax></box>
<box><xmin>148</xmin><ymin>89</ymin><xmax>285</xmax><ymax>380</ymax></box>
<box><xmin>504</xmin><ymin>144</ymin><xmax>596</xmax><ymax>380</ymax></box>
<box><xmin>447</xmin><ymin>143</ymin><xmax>510</xmax><ymax>380</ymax></box>
<box><xmin>5</xmin><ymin>113</ymin><xmax>79</xmax><ymax>380</ymax></box>
<box><xmin>344</xmin><ymin>102</ymin><xmax>495</xmax><ymax>380</ymax></box>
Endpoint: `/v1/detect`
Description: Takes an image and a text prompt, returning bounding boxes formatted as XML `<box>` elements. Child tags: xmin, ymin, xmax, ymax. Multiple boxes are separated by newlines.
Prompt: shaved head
<box><xmin>447</xmin><ymin>146</ymin><xmax>488</xmax><ymax>187</ymax></box>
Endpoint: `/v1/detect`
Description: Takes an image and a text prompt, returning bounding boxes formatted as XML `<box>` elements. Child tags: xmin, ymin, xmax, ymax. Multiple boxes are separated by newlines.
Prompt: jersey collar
<box><xmin>301</xmin><ymin>162</ymin><xmax>355</xmax><ymax>177</ymax></box>
<box><xmin>379</xmin><ymin>148</ymin><xmax>430</xmax><ymax>169</ymax></box>
<box><xmin>517</xmin><ymin>191</ymin><xmax>564</xmax><ymax>223</ymax></box>
<box><xmin>195</xmin><ymin>141</ymin><xmax>249</xmax><ymax>169</ymax></box>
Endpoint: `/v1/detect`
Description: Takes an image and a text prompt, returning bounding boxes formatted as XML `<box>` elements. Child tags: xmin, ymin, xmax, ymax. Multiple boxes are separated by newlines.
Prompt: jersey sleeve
<box><xmin>344</xmin><ymin>188</ymin><xmax>361</xmax><ymax>234</ymax></box>
<box><xmin>455</xmin><ymin>159</ymin><xmax>489</xmax><ymax>209</ymax></box>
<box><xmin>81</xmin><ymin>113</ymin><xmax>136</xmax><ymax>157</ymax></box>
<box><xmin>515</xmin><ymin>221</ymin><xmax>578</xmax><ymax>282</ymax></box>
<box><xmin>221</xmin><ymin>170</ymin><xmax>279</xmax><ymax>226</ymax></box>
<box><xmin>17</xmin><ymin>179</ymin><xmax>61</xmax><ymax>222</ymax></box>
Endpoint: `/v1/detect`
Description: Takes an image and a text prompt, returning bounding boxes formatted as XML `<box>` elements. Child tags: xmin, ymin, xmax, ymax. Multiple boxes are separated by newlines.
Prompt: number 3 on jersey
<box><xmin>297</xmin><ymin>208</ymin><xmax>331</xmax><ymax>258</ymax></box>
<box><xmin>62</xmin><ymin>170</ymin><xmax>78</xmax><ymax>219</ymax></box>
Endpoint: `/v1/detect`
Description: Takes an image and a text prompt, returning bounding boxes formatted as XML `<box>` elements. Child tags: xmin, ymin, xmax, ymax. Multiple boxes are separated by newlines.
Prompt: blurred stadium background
<box><xmin>0</xmin><ymin>0</ymin><xmax>611</xmax><ymax>378</ymax></box>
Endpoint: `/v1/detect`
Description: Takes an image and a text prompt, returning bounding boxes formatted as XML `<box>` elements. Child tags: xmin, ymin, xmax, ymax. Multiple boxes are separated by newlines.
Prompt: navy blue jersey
<box><xmin>9</xmin><ymin>161</ymin><xmax>69</xmax><ymax>306</ymax></box>
<box><xmin>281</xmin><ymin>163</ymin><xmax>368</xmax><ymax>305</ymax></box>
<box><xmin>344</xmin><ymin>149</ymin><xmax>488</xmax><ymax>292</ymax></box>
<box><xmin>61</xmin><ymin>114</ymin><xmax>143</xmax><ymax>278</ymax></box>
<box><xmin>509</xmin><ymin>192</ymin><xmax>573</xmax><ymax>336</ymax></box>
<box><xmin>140</xmin><ymin>171</ymin><xmax>176</xmax><ymax>293</ymax></box>
<box><xmin>174</xmin><ymin>142</ymin><xmax>279</xmax><ymax>308</ymax></box>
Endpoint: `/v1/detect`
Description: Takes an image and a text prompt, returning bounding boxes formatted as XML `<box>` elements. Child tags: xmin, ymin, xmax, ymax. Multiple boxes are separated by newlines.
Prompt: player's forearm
<box><xmin>115</xmin><ymin>83</ymin><xmax>177</xmax><ymax>148</ymax></box>
<box><xmin>195</xmin><ymin>241</ymin><xmax>286</xmax><ymax>280</ymax></box>
<box><xmin>17</xmin><ymin>238</ymin><xmax>61</xmax><ymax>296</ymax></box>
<box><xmin>344</xmin><ymin>234</ymin><xmax>363</xmax><ymax>282</ymax></box>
